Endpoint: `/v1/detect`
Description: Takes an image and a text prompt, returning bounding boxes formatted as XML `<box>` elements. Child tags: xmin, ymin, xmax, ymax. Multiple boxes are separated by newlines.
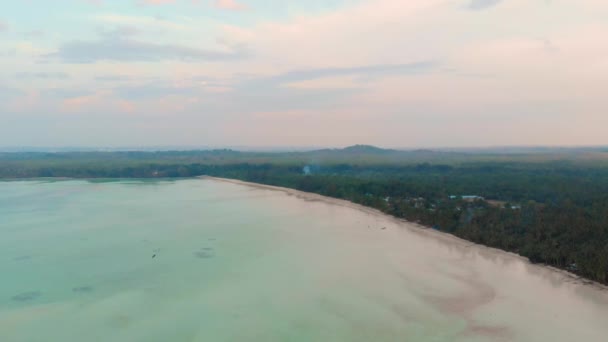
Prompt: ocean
<box><xmin>1</xmin><ymin>179</ymin><xmax>607</xmax><ymax>341</ymax></box>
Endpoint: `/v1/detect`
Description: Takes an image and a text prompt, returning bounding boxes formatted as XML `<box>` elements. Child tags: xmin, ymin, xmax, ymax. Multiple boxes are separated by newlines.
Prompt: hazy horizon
<box><xmin>2</xmin><ymin>0</ymin><xmax>607</xmax><ymax>147</ymax></box>
<box><xmin>1</xmin><ymin>143</ymin><xmax>607</xmax><ymax>154</ymax></box>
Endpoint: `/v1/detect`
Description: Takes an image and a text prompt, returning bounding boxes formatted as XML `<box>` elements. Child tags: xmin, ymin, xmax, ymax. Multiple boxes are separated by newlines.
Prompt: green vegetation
<box><xmin>2</xmin><ymin>146</ymin><xmax>608</xmax><ymax>284</ymax></box>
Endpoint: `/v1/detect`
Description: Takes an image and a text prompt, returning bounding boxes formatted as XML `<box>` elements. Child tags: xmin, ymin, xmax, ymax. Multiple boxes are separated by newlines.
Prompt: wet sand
<box><xmin>203</xmin><ymin>176</ymin><xmax>606</xmax><ymax>291</ymax></box>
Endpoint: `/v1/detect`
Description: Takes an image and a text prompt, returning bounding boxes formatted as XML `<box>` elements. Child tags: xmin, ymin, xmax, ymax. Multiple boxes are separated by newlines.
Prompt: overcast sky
<box><xmin>1</xmin><ymin>0</ymin><xmax>606</xmax><ymax>148</ymax></box>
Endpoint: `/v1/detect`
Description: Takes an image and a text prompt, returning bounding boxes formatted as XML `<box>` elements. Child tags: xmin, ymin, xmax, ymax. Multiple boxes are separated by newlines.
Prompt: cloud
<box><xmin>214</xmin><ymin>0</ymin><xmax>248</xmax><ymax>11</ymax></box>
<box><xmin>218</xmin><ymin>64</ymin><xmax>409</xmax><ymax>113</ymax></box>
<box><xmin>42</xmin><ymin>88</ymin><xmax>94</xmax><ymax>99</ymax></box>
<box><xmin>95</xmin><ymin>75</ymin><xmax>133</xmax><ymax>82</ymax></box>
<box><xmin>114</xmin><ymin>83</ymin><xmax>200</xmax><ymax>100</ymax></box>
<box><xmin>95</xmin><ymin>14</ymin><xmax>187</xmax><ymax>32</ymax></box>
<box><xmin>218</xmin><ymin>0</ymin><xmax>445</xmax><ymax>72</ymax></box>
<box><xmin>0</xmin><ymin>20</ymin><xmax>8</xmax><ymax>32</ymax></box>
<box><xmin>0</xmin><ymin>85</ymin><xmax>22</xmax><ymax>100</ymax></box>
<box><xmin>4</xmin><ymin>0</ymin><xmax>608</xmax><ymax>147</ymax></box>
<box><xmin>109</xmin><ymin>74</ymin><xmax>234</xmax><ymax>100</ymax></box>
<box><xmin>258</xmin><ymin>61</ymin><xmax>439</xmax><ymax>85</ymax></box>
<box><xmin>118</xmin><ymin>62</ymin><xmax>437</xmax><ymax>112</ymax></box>
<box><xmin>46</xmin><ymin>37</ymin><xmax>247</xmax><ymax>63</ymax></box>
<box><xmin>103</xmin><ymin>67</ymin><xmax>363</xmax><ymax>114</ymax></box>
<box><xmin>22</xmin><ymin>30</ymin><xmax>45</xmax><ymax>38</ymax></box>
<box><xmin>467</xmin><ymin>0</ymin><xmax>504</xmax><ymax>11</ymax></box>
<box><xmin>99</xmin><ymin>26</ymin><xmax>140</xmax><ymax>39</ymax></box>
<box><xmin>61</xmin><ymin>92</ymin><xmax>103</xmax><ymax>112</ymax></box>
<box><xmin>15</xmin><ymin>72</ymin><xmax>70</xmax><ymax>80</ymax></box>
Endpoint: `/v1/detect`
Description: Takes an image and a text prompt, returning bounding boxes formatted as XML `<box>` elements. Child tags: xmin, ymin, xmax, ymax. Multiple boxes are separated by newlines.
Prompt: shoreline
<box><xmin>2</xmin><ymin>176</ymin><xmax>605</xmax><ymax>291</ymax></box>
<box><xmin>201</xmin><ymin>176</ymin><xmax>608</xmax><ymax>292</ymax></box>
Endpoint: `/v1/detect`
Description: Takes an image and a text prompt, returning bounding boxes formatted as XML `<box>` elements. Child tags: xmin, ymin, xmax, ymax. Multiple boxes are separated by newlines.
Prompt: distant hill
<box><xmin>291</xmin><ymin>145</ymin><xmax>463</xmax><ymax>165</ymax></box>
<box><xmin>340</xmin><ymin>145</ymin><xmax>395</xmax><ymax>154</ymax></box>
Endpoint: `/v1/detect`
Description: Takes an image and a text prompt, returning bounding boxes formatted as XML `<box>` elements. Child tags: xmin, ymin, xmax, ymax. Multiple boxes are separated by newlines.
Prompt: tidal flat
<box><xmin>1</xmin><ymin>179</ymin><xmax>607</xmax><ymax>341</ymax></box>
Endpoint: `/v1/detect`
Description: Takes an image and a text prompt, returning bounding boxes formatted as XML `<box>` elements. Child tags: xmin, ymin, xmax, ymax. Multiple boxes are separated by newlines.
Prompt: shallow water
<box><xmin>1</xmin><ymin>179</ymin><xmax>607</xmax><ymax>341</ymax></box>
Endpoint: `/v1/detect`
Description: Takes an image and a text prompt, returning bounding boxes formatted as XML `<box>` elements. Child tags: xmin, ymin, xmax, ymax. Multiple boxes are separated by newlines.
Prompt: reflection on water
<box><xmin>0</xmin><ymin>179</ymin><xmax>607</xmax><ymax>342</ymax></box>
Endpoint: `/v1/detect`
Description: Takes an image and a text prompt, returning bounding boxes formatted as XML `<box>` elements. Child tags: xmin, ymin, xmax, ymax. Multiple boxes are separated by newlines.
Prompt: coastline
<box><xmin>5</xmin><ymin>176</ymin><xmax>608</xmax><ymax>340</ymax></box>
<box><xmin>2</xmin><ymin>176</ymin><xmax>605</xmax><ymax>291</ymax></box>
<box><xmin>201</xmin><ymin>176</ymin><xmax>608</xmax><ymax>292</ymax></box>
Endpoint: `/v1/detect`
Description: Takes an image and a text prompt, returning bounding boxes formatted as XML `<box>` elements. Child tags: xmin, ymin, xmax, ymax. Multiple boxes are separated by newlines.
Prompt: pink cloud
<box><xmin>61</xmin><ymin>92</ymin><xmax>137</xmax><ymax>114</ymax></box>
<box><xmin>214</xmin><ymin>0</ymin><xmax>248</xmax><ymax>11</ymax></box>
<box><xmin>6</xmin><ymin>90</ymin><xmax>41</xmax><ymax>113</ymax></box>
<box><xmin>118</xmin><ymin>99</ymin><xmax>137</xmax><ymax>113</ymax></box>
<box><xmin>61</xmin><ymin>94</ymin><xmax>100</xmax><ymax>112</ymax></box>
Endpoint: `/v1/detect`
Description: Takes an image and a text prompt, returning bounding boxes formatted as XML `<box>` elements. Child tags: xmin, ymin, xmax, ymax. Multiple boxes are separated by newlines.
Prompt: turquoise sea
<box><xmin>1</xmin><ymin>179</ymin><xmax>607</xmax><ymax>341</ymax></box>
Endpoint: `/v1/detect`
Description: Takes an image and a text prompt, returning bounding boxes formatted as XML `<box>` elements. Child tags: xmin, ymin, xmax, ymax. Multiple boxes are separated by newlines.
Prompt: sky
<box><xmin>0</xmin><ymin>0</ymin><xmax>607</xmax><ymax>148</ymax></box>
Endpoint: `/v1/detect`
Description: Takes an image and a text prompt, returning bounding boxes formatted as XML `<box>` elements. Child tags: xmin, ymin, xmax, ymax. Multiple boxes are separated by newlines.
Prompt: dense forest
<box><xmin>1</xmin><ymin>146</ymin><xmax>607</xmax><ymax>285</ymax></box>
